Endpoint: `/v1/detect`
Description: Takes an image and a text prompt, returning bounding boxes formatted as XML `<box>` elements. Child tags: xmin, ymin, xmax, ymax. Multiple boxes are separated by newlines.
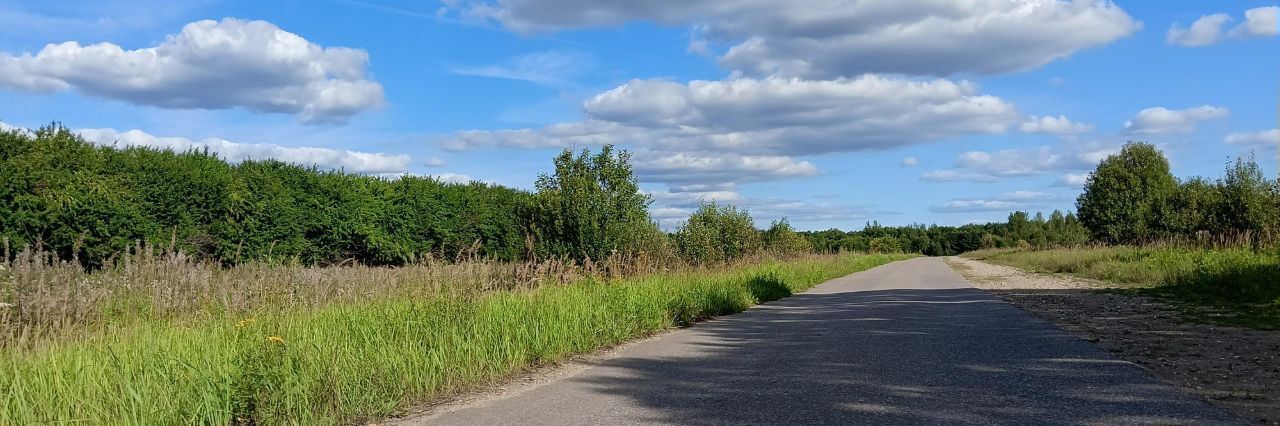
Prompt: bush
<box><xmin>763</xmin><ymin>218</ymin><xmax>811</xmax><ymax>256</ymax></box>
<box><xmin>674</xmin><ymin>203</ymin><xmax>762</xmax><ymax>264</ymax></box>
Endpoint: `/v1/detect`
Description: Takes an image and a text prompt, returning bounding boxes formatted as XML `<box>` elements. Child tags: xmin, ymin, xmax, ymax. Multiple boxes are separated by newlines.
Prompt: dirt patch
<box><xmin>946</xmin><ymin>256</ymin><xmax>1280</xmax><ymax>424</ymax></box>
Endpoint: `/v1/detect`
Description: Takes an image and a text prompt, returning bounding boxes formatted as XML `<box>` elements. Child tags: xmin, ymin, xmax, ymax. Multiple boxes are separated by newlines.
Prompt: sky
<box><xmin>0</xmin><ymin>0</ymin><xmax>1276</xmax><ymax>231</ymax></box>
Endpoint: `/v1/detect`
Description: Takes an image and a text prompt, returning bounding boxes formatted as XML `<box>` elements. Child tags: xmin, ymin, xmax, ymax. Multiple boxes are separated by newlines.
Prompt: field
<box><xmin>0</xmin><ymin>248</ymin><xmax>910</xmax><ymax>424</ymax></box>
<box><xmin>964</xmin><ymin>246</ymin><xmax>1280</xmax><ymax>329</ymax></box>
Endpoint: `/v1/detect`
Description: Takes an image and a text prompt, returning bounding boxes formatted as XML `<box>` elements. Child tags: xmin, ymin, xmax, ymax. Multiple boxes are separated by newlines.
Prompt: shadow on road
<box><xmin>573</xmin><ymin>288</ymin><xmax>1234</xmax><ymax>425</ymax></box>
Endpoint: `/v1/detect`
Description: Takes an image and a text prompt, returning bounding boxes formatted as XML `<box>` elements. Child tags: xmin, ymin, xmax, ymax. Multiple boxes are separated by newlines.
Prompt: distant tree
<box><xmin>867</xmin><ymin>236</ymin><xmax>902</xmax><ymax>254</ymax></box>
<box><xmin>1168</xmin><ymin>177</ymin><xmax>1222</xmax><ymax>236</ymax></box>
<box><xmin>673</xmin><ymin>203</ymin><xmax>762</xmax><ymax>264</ymax></box>
<box><xmin>762</xmin><ymin>218</ymin><xmax>811</xmax><ymax>256</ymax></box>
<box><xmin>1076</xmin><ymin>142</ymin><xmax>1178</xmax><ymax>243</ymax></box>
<box><xmin>1217</xmin><ymin>154</ymin><xmax>1277</xmax><ymax>239</ymax></box>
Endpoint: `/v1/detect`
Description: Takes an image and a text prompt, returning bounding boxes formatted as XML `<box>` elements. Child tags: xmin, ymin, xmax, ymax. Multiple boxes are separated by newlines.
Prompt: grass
<box><xmin>964</xmin><ymin>246</ymin><xmax>1280</xmax><ymax>329</ymax></box>
<box><xmin>0</xmin><ymin>251</ymin><xmax>911</xmax><ymax>424</ymax></box>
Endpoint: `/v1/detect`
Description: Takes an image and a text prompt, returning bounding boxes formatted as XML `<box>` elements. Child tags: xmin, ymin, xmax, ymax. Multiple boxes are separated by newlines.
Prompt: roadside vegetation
<box><xmin>964</xmin><ymin>142</ymin><xmax>1279</xmax><ymax>329</ymax></box>
<box><xmin>1</xmin><ymin>123</ymin><xmax>912</xmax><ymax>424</ymax></box>
<box><xmin>0</xmin><ymin>248</ymin><xmax>908</xmax><ymax>424</ymax></box>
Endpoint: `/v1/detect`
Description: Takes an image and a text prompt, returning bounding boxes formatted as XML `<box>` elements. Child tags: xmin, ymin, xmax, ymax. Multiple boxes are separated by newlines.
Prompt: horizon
<box><xmin>1</xmin><ymin>0</ymin><xmax>1276</xmax><ymax>231</ymax></box>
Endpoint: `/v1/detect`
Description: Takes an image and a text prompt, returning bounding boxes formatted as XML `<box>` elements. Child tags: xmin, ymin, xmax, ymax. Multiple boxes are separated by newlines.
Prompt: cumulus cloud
<box><xmin>922</xmin><ymin>145</ymin><xmax>1114</xmax><ymax>183</ymax></box>
<box><xmin>75</xmin><ymin>127</ymin><xmax>410</xmax><ymax>174</ymax></box>
<box><xmin>930</xmin><ymin>191</ymin><xmax>1058</xmax><ymax>213</ymax></box>
<box><xmin>632</xmin><ymin>151</ymin><xmax>818</xmax><ymax>187</ymax></box>
<box><xmin>1054</xmin><ymin>173</ymin><xmax>1091</xmax><ymax>187</ymax></box>
<box><xmin>1225</xmin><ymin>129</ymin><xmax>1280</xmax><ymax>150</ymax></box>
<box><xmin>1122</xmin><ymin>105</ymin><xmax>1228</xmax><ymax>135</ymax></box>
<box><xmin>454</xmin><ymin>0</ymin><xmax>1138</xmax><ymax>77</ymax></box>
<box><xmin>1168</xmin><ymin>7</ymin><xmax>1278</xmax><ymax>46</ymax></box>
<box><xmin>1166</xmin><ymin>13</ymin><xmax>1232</xmax><ymax>47</ymax></box>
<box><xmin>1234</xmin><ymin>6</ymin><xmax>1280</xmax><ymax>37</ymax></box>
<box><xmin>0</xmin><ymin>18</ymin><xmax>384</xmax><ymax>123</ymax></box>
<box><xmin>901</xmin><ymin>156</ymin><xmax>919</xmax><ymax>167</ymax></box>
<box><xmin>447</xmin><ymin>75</ymin><xmax>1018</xmax><ymax>156</ymax></box>
<box><xmin>424</xmin><ymin>157</ymin><xmax>448</xmax><ymax>167</ymax></box>
<box><xmin>1019</xmin><ymin>115</ymin><xmax>1093</xmax><ymax>135</ymax></box>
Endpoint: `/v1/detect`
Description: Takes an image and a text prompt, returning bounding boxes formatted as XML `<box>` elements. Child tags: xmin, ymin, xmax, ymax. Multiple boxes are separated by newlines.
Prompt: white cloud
<box><xmin>1054</xmin><ymin>173</ymin><xmax>1090</xmax><ymax>187</ymax></box>
<box><xmin>901</xmin><ymin>156</ymin><xmax>919</xmax><ymax>167</ymax></box>
<box><xmin>647</xmin><ymin>188</ymin><xmax>869</xmax><ymax>229</ymax></box>
<box><xmin>1168</xmin><ymin>7</ymin><xmax>1278</xmax><ymax>47</ymax></box>
<box><xmin>447</xmin><ymin>75</ymin><xmax>1018</xmax><ymax>157</ymax></box>
<box><xmin>930</xmin><ymin>190</ymin><xmax>1058</xmax><ymax>213</ymax></box>
<box><xmin>930</xmin><ymin>200</ymin><xmax>1023</xmax><ymax>213</ymax></box>
<box><xmin>454</xmin><ymin>0</ymin><xmax>1138</xmax><ymax>77</ymax></box>
<box><xmin>1018</xmin><ymin>114</ymin><xmax>1093</xmax><ymax>135</ymax></box>
<box><xmin>1166</xmin><ymin>13</ymin><xmax>1232</xmax><ymax>47</ymax></box>
<box><xmin>76</xmin><ymin>127</ymin><xmax>410</xmax><ymax>174</ymax></box>
<box><xmin>424</xmin><ymin>157</ymin><xmax>448</xmax><ymax>167</ymax></box>
<box><xmin>922</xmin><ymin>145</ymin><xmax>1114</xmax><ymax>183</ymax></box>
<box><xmin>1225</xmin><ymin>129</ymin><xmax>1280</xmax><ymax>150</ymax></box>
<box><xmin>1000</xmin><ymin>191</ymin><xmax>1057</xmax><ymax>201</ymax></box>
<box><xmin>633</xmin><ymin>151</ymin><xmax>818</xmax><ymax>187</ymax></box>
<box><xmin>1233</xmin><ymin>6</ymin><xmax>1279</xmax><ymax>37</ymax></box>
<box><xmin>433</xmin><ymin>173</ymin><xmax>480</xmax><ymax>184</ymax></box>
<box><xmin>1122</xmin><ymin>105</ymin><xmax>1228</xmax><ymax>135</ymax></box>
<box><xmin>0</xmin><ymin>18</ymin><xmax>384</xmax><ymax>123</ymax></box>
<box><xmin>450</xmin><ymin>50</ymin><xmax>592</xmax><ymax>87</ymax></box>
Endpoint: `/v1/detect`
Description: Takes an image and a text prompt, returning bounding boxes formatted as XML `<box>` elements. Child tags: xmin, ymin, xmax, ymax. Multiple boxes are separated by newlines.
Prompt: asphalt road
<box><xmin>415</xmin><ymin>257</ymin><xmax>1237</xmax><ymax>425</ymax></box>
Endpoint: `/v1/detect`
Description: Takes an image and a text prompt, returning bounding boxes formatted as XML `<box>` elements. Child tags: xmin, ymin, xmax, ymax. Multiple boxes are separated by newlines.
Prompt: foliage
<box><xmin>867</xmin><ymin>236</ymin><xmax>903</xmax><ymax>253</ymax></box>
<box><xmin>802</xmin><ymin>210</ymin><xmax>1089</xmax><ymax>257</ymax></box>
<box><xmin>1075</xmin><ymin>145</ymin><xmax>1280</xmax><ymax>246</ymax></box>
<box><xmin>0</xmin><ymin>124</ymin><xmax>530</xmax><ymax>267</ymax></box>
<box><xmin>966</xmin><ymin>246</ymin><xmax>1280</xmax><ymax>329</ymax></box>
<box><xmin>0</xmin><ymin>253</ymin><xmax>911</xmax><ymax>424</ymax></box>
<box><xmin>1076</xmin><ymin>142</ymin><xmax>1179</xmax><ymax>243</ymax></box>
<box><xmin>762</xmin><ymin>218</ymin><xmax>811</xmax><ymax>256</ymax></box>
<box><xmin>673</xmin><ymin>203</ymin><xmax>763</xmax><ymax>264</ymax></box>
<box><xmin>529</xmin><ymin>146</ymin><xmax>667</xmax><ymax>260</ymax></box>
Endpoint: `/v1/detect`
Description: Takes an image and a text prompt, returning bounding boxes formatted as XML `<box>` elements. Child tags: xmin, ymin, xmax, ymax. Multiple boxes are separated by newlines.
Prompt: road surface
<box><xmin>414</xmin><ymin>257</ymin><xmax>1236</xmax><ymax>425</ymax></box>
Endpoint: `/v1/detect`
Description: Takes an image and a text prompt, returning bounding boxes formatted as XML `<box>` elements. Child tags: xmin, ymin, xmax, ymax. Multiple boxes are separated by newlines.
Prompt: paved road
<box><xmin>417</xmin><ymin>257</ymin><xmax>1237</xmax><ymax>425</ymax></box>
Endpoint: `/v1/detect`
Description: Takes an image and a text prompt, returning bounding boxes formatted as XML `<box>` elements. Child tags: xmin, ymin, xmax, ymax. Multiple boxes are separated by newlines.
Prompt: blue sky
<box><xmin>1</xmin><ymin>0</ymin><xmax>1276</xmax><ymax>230</ymax></box>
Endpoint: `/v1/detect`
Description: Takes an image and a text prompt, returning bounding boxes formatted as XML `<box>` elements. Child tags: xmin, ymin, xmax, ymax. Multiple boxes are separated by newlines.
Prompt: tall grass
<box><xmin>965</xmin><ymin>246</ymin><xmax>1280</xmax><ymax>328</ymax></box>
<box><xmin>0</xmin><ymin>248</ymin><xmax>910</xmax><ymax>424</ymax></box>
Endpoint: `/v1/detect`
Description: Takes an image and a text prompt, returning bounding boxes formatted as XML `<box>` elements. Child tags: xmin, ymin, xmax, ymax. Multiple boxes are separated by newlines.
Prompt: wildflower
<box><xmin>265</xmin><ymin>335</ymin><xmax>285</xmax><ymax>344</ymax></box>
<box><xmin>235</xmin><ymin>318</ymin><xmax>255</xmax><ymax>328</ymax></box>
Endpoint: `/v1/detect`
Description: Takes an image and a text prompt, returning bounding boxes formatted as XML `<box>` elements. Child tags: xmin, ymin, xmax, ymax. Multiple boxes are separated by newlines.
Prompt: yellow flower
<box><xmin>265</xmin><ymin>335</ymin><xmax>285</xmax><ymax>344</ymax></box>
<box><xmin>235</xmin><ymin>318</ymin><xmax>256</xmax><ymax>328</ymax></box>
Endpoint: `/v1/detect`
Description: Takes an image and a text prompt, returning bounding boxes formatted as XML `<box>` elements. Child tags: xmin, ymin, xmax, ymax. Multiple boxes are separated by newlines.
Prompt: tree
<box><xmin>1076</xmin><ymin>142</ymin><xmax>1178</xmax><ymax>243</ymax></box>
<box><xmin>762</xmin><ymin>218</ymin><xmax>811</xmax><ymax>256</ymax></box>
<box><xmin>1168</xmin><ymin>177</ymin><xmax>1222</xmax><ymax>236</ymax></box>
<box><xmin>530</xmin><ymin>145</ymin><xmax>665</xmax><ymax>261</ymax></box>
<box><xmin>673</xmin><ymin>203</ymin><xmax>762</xmax><ymax>264</ymax></box>
<box><xmin>1217</xmin><ymin>154</ymin><xmax>1277</xmax><ymax>239</ymax></box>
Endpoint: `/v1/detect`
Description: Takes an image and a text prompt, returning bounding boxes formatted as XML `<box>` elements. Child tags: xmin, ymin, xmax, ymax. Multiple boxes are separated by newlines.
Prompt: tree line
<box><xmin>3</xmin><ymin>124</ymin><xmax>1272</xmax><ymax>267</ymax></box>
<box><xmin>0</xmin><ymin>124</ymin><xmax>811</xmax><ymax>267</ymax></box>
<box><xmin>803</xmin><ymin>142</ymin><xmax>1278</xmax><ymax>255</ymax></box>
<box><xmin>1077</xmin><ymin>142</ymin><xmax>1278</xmax><ymax>246</ymax></box>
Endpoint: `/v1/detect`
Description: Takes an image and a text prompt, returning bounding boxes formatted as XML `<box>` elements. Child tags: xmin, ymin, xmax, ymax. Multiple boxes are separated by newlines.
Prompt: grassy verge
<box><xmin>0</xmin><ymin>253</ymin><xmax>910</xmax><ymax>424</ymax></box>
<box><xmin>964</xmin><ymin>247</ymin><xmax>1280</xmax><ymax>329</ymax></box>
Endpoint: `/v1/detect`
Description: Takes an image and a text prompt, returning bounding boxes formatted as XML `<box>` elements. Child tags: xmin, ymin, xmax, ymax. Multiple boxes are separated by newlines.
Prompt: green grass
<box><xmin>0</xmin><ymin>253</ymin><xmax>910</xmax><ymax>424</ymax></box>
<box><xmin>965</xmin><ymin>246</ymin><xmax>1280</xmax><ymax>329</ymax></box>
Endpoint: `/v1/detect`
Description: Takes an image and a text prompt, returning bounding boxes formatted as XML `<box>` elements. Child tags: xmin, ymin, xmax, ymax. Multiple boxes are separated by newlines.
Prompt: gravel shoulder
<box><xmin>947</xmin><ymin>256</ymin><xmax>1280</xmax><ymax>424</ymax></box>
